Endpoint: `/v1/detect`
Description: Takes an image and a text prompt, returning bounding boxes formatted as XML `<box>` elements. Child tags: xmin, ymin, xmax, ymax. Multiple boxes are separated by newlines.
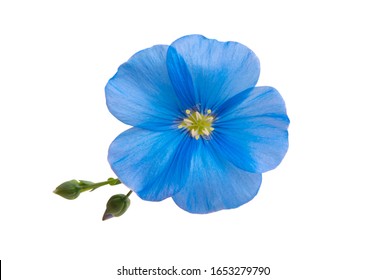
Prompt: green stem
<box><xmin>125</xmin><ymin>190</ymin><xmax>133</xmax><ymax>199</ymax></box>
<box><xmin>79</xmin><ymin>178</ymin><xmax>121</xmax><ymax>193</ymax></box>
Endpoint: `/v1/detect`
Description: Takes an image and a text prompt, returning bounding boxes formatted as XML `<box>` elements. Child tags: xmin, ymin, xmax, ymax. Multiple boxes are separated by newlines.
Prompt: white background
<box><xmin>1</xmin><ymin>0</ymin><xmax>384</xmax><ymax>279</ymax></box>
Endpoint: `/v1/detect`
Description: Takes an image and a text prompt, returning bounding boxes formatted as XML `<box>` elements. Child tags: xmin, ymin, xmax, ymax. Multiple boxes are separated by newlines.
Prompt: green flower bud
<box><xmin>102</xmin><ymin>194</ymin><xmax>130</xmax><ymax>221</ymax></box>
<box><xmin>53</xmin><ymin>180</ymin><xmax>81</xmax><ymax>200</ymax></box>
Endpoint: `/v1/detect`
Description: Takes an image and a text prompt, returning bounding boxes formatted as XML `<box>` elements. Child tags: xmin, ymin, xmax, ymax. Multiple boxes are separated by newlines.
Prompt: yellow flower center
<box><xmin>178</xmin><ymin>109</ymin><xmax>215</xmax><ymax>140</ymax></box>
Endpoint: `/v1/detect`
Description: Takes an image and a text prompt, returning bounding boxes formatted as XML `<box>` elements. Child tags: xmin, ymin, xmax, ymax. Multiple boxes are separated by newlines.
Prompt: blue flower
<box><xmin>105</xmin><ymin>35</ymin><xmax>289</xmax><ymax>214</ymax></box>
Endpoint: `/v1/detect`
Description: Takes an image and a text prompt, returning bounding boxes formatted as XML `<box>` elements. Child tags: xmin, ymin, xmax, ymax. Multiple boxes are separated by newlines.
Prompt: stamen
<box><xmin>184</xmin><ymin>119</ymin><xmax>193</xmax><ymax>124</ymax></box>
<box><xmin>191</xmin><ymin>129</ymin><xmax>197</xmax><ymax>137</ymax></box>
<box><xmin>178</xmin><ymin>109</ymin><xmax>215</xmax><ymax>140</ymax></box>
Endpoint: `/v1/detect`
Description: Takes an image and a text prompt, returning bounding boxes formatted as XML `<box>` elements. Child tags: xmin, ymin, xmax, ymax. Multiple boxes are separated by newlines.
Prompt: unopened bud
<box><xmin>102</xmin><ymin>194</ymin><xmax>130</xmax><ymax>221</ymax></box>
<box><xmin>53</xmin><ymin>180</ymin><xmax>81</xmax><ymax>200</ymax></box>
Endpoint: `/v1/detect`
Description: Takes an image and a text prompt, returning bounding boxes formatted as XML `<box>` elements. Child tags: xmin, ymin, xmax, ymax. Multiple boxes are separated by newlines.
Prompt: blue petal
<box><xmin>166</xmin><ymin>35</ymin><xmax>260</xmax><ymax>111</ymax></box>
<box><xmin>108</xmin><ymin>127</ymin><xmax>194</xmax><ymax>201</ymax></box>
<box><xmin>105</xmin><ymin>45</ymin><xmax>181</xmax><ymax>131</ymax></box>
<box><xmin>172</xmin><ymin>140</ymin><xmax>262</xmax><ymax>214</ymax></box>
<box><xmin>213</xmin><ymin>86</ymin><xmax>289</xmax><ymax>173</ymax></box>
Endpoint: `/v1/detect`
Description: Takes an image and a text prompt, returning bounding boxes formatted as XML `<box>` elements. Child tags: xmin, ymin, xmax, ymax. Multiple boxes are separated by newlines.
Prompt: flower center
<box><xmin>178</xmin><ymin>109</ymin><xmax>215</xmax><ymax>140</ymax></box>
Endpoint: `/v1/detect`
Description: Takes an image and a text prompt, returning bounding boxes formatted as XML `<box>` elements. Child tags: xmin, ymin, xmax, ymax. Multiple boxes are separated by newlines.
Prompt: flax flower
<box><xmin>106</xmin><ymin>35</ymin><xmax>289</xmax><ymax>213</ymax></box>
